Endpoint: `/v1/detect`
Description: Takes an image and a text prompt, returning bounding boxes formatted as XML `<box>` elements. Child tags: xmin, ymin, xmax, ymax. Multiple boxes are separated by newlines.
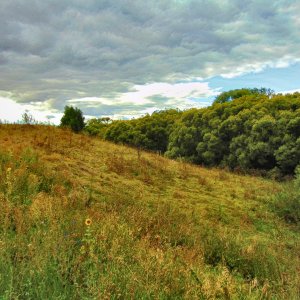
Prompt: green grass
<box><xmin>0</xmin><ymin>124</ymin><xmax>299</xmax><ymax>299</ymax></box>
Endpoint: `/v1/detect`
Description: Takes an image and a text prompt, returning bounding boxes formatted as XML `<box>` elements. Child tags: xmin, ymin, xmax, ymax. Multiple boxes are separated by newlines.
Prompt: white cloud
<box><xmin>280</xmin><ymin>88</ymin><xmax>300</xmax><ymax>94</ymax></box>
<box><xmin>0</xmin><ymin>96</ymin><xmax>62</xmax><ymax>124</ymax></box>
<box><xmin>0</xmin><ymin>97</ymin><xmax>25</xmax><ymax>123</ymax></box>
<box><xmin>220</xmin><ymin>56</ymin><xmax>300</xmax><ymax>79</ymax></box>
<box><xmin>63</xmin><ymin>80</ymin><xmax>219</xmax><ymax>120</ymax></box>
<box><xmin>123</xmin><ymin>81</ymin><xmax>218</xmax><ymax>103</ymax></box>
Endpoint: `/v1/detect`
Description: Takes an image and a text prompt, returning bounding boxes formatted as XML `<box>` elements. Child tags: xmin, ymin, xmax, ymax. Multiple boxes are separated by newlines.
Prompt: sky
<box><xmin>0</xmin><ymin>0</ymin><xmax>300</xmax><ymax>124</ymax></box>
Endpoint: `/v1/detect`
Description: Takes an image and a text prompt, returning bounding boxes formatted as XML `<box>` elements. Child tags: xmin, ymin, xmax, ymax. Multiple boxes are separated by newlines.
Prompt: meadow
<box><xmin>0</xmin><ymin>124</ymin><xmax>299</xmax><ymax>299</ymax></box>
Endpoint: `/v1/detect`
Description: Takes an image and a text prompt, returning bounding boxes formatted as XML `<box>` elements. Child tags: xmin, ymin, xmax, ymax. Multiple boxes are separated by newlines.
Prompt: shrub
<box><xmin>201</xmin><ymin>229</ymin><xmax>281</xmax><ymax>282</ymax></box>
<box><xmin>60</xmin><ymin>106</ymin><xmax>85</xmax><ymax>133</ymax></box>
<box><xmin>272</xmin><ymin>167</ymin><xmax>300</xmax><ymax>224</ymax></box>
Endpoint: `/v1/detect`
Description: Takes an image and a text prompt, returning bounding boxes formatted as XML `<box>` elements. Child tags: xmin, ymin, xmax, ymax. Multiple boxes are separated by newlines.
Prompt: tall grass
<box><xmin>272</xmin><ymin>167</ymin><xmax>300</xmax><ymax>225</ymax></box>
<box><xmin>0</xmin><ymin>125</ymin><xmax>299</xmax><ymax>299</ymax></box>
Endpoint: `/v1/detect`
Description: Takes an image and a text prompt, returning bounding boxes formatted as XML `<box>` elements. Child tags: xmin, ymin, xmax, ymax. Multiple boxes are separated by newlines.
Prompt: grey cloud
<box><xmin>45</xmin><ymin>115</ymin><xmax>56</xmax><ymax>119</ymax></box>
<box><xmin>71</xmin><ymin>101</ymin><xmax>155</xmax><ymax>118</ymax></box>
<box><xmin>0</xmin><ymin>0</ymin><xmax>299</xmax><ymax>115</ymax></box>
<box><xmin>147</xmin><ymin>95</ymin><xmax>172</xmax><ymax>105</ymax></box>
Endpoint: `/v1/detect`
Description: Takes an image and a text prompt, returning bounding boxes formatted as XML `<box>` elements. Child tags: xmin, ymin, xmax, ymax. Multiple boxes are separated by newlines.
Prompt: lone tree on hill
<box><xmin>60</xmin><ymin>106</ymin><xmax>85</xmax><ymax>133</ymax></box>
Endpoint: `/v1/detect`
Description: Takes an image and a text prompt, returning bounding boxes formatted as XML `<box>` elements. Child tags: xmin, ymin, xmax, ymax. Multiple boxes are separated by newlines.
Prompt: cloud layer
<box><xmin>0</xmin><ymin>0</ymin><xmax>299</xmax><ymax>120</ymax></box>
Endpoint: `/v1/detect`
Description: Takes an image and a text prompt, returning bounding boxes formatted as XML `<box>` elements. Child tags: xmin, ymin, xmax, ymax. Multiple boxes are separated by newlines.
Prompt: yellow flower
<box><xmin>85</xmin><ymin>218</ymin><xmax>92</xmax><ymax>226</ymax></box>
<box><xmin>7</xmin><ymin>167</ymin><xmax>11</xmax><ymax>173</ymax></box>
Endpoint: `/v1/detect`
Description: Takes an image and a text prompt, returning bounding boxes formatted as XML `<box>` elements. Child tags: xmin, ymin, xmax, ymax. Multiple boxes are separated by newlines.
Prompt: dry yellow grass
<box><xmin>0</xmin><ymin>124</ymin><xmax>299</xmax><ymax>299</ymax></box>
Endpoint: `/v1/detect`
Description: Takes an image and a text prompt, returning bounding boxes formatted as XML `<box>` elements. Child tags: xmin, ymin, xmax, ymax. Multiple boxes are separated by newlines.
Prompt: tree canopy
<box><xmin>85</xmin><ymin>90</ymin><xmax>300</xmax><ymax>178</ymax></box>
<box><xmin>213</xmin><ymin>88</ymin><xmax>274</xmax><ymax>104</ymax></box>
<box><xmin>60</xmin><ymin>106</ymin><xmax>85</xmax><ymax>133</ymax></box>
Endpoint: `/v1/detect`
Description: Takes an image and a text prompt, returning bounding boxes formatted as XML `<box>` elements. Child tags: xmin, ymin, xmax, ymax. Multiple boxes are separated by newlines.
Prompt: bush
<box><xmin>201</xmin><ymin>229</ymin><xmax>281</xmax><ymax>281</ymax></box>
<box><xmin>272</xmin><ymin>167</ymin><xmax>300</xmax><ymax>224</ymax></box>
<box><xmin>60</xmin><ymin>106</ymin><xmax>85</xmax><ymax>133</ymax></box>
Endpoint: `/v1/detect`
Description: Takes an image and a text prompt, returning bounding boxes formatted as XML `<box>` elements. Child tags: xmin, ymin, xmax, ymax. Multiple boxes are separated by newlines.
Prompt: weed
<box><xmin>201</xmin><ymin>228</ymin><xmax>281</xmax><ymax>282</ymax></box>
<box><xmin>198</xmin><ymin>175</ymin><xmax>208</xmax><ymax>186</ymax></box>
<box><xmin>105</xmin><ymin>152</ymin><xmax>126</xmax><ymax>175</ymax></box>
<box><xmin>272</xmin><ymin>169</ymin><xmax>300</xmax><ymax>224</ymax></box>
<box><xmin>218</xmin><ymin>170</ymin><xmax>230</xmax><ymax>181</ymax></box>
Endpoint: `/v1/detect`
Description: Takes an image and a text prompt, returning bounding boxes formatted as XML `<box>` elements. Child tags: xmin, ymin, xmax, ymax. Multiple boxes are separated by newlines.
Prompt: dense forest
<box><xmin>84</xmin><ymin>89</ymin><xmax>300</xmax><ymax>178</ymax></box>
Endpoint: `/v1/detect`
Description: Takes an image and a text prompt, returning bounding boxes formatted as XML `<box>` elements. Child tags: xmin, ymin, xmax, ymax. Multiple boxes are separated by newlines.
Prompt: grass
<box><xmin>271</xmin><ymin>171</ymin><xmax>300</xmax><ymax>226</ymax></box>
<box><xmin>0</xmin><ymin>124</ymin><xmax>299</xmax><ymax>299</ymax></box>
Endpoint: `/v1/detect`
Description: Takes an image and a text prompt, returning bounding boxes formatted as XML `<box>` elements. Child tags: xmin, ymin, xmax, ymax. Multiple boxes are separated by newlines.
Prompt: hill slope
<box><xmin>0</xmin><ymin>125</ymin><xmax>299</xmax><ymax>299</ymax></box>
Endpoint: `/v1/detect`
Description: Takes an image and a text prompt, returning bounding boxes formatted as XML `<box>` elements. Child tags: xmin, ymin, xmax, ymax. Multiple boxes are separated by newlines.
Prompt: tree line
<box><xmin>62</xmin><ymin>88</ymin><xmax>300</xmax><ymax>178</ymax></box>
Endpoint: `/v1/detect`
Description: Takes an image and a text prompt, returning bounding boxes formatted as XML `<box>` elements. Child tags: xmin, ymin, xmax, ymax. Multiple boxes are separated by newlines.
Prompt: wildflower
<box><xmin>7</xmin><ymin>167</ymin><xmax>11</xmax><ymax>173</ymax></box>
<box><xmin>80</xmin><ymin>245</ymin><xmax>86</xmax><ymax>254</ymax></box>
<box><xmin>85</xmin><ymin>218</ymin><xmax>92</xmax><ymax>226</ymax></box>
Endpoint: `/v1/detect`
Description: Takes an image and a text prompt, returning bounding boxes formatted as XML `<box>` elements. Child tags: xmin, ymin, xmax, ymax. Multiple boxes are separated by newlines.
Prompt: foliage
<box><xmin>60</xmin><ymin>106</ymin><xmax>85</xmax><ymax>133</ymax></box>
<box><xmin>272</xmin><ymin>166</ymin><xmax>300</xmax><ymax>224</ymax></box>
<box><xmin>104</xmin><ymin>109</ymin><xmax>181</xmax><ymax>152</ymax></box>
<box><xmin>84</xmin><ymin>117</ymin><xmax>112</xmax><ymax>137</ymax></box>
<box><xmin>98</xmin><ymin>90</ymin><xmax>300</xmax><ymax>177</ymax></box>
<box><xmin>213</xmin><ymin>87</ymin><xmax>274</xmax><ymax>104</ymax></box>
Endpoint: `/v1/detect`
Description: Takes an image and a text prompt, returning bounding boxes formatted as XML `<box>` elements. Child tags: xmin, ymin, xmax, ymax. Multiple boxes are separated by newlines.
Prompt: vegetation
<box><xmin>84</xmin><ymin>117</ymin><xmax>112</xmax><ymax>137</ymax></box>
<box><xmin>60</xmin><ymin>106</ymin><xmax>85</xmax><ymax>133</ymax></box>
<box><xmin>0</xmin><ymin>124</ymin><xmax>299</xmax><ymax>299</ymax></box>
<box><xmin>88</xmin><ymin>90</ymin><xmax>300</xmax><ymax>177</ymax></box>
<box><xmin>104</xmin><ymin>109</ymin><xmax>181</xmax><ymax>153</ymax></box>
<box><xmin>21</xmin><ymin>112</ymin><xmax>36</xmax><ymax>125</ymax></box>
<box><xmin>272</xmin><ymin>166</ymin><xmax>300</xmax><ymax>224</ymax></box>
<box><xmin>213</xmin><ymin>88</ymin><xmax>274</xmax><ymax>104</ymax></box>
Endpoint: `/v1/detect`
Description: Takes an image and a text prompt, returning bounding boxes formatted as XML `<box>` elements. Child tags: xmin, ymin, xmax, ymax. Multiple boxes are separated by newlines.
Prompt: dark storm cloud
<box><xmin>0</xmin><ymin>0</ymin><xmax>299</xmax><ymax>115</ymax></box>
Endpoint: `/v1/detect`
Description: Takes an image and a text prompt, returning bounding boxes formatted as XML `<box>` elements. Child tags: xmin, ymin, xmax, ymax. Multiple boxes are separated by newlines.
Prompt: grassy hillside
<box><xmin>0</xmin><ymin>124</ymin><xmax>299</xmax><ymax>299</ymax></box>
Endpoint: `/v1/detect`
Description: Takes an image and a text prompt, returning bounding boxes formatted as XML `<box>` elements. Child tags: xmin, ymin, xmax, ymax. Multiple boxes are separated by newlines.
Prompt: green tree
<box><xmin>213</xmin><ymin>87</ymin><xmax>273</xmax><ymax>104</ymax></box>
<box><xmin>104</xmin><ymin>121</ymin><xmax>133</xmax><ymax>144</ymax></box>
<box><xmin>91</xmin><ymin>89</ymin><xmax>300</xmax><ymax>177</ymax></box>
<box><xmin>60</xmin><ymin>106</ymin><xmax>85</xmax><ymax>133</ymax></box>
<box><xmin>84</xmin><ymin>117</ymin><xmax>112</xmax><ymax>137</ymax></box>
<box><xmin>275</xmin><ymin>137</ymin><xmax>300</xmax><ymax>174</ymax></box>
<box><xmin>104</xmin><ymin>109</ymin><xmax>181</xmax><ymax>153</ymax></box>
